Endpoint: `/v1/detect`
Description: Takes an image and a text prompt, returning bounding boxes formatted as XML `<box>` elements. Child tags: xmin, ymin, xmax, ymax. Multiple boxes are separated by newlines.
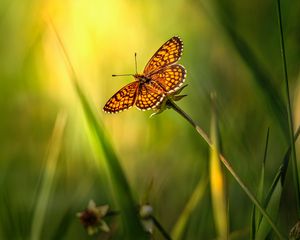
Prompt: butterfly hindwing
<box><xmin>135</xmin><ymin>82</ymin><xmax>165</xmax><ymax>110</ymax></box>
<box><xmin>149</xmin><ymin>64</ymin><xmax>186</xmax><ymax>93</ymax></box>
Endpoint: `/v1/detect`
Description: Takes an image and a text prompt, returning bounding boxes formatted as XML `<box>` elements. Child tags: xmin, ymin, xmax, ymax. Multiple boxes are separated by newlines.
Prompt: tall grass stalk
<box><xmin>171</xmin><ymin>176</ymin><xmax>207</xmax><ymax>239</ymax></box>
<box><xmin>200</xmin><ymin>0</ymin><xmax>288</xmax><ymax>136</ymax></box>
<box><xmin>209</xmin><ymin>94</ymin><xmax>228</xmax><ymax>239</ymax></box>
<box><xmin>30</xmin><ymin>111</ymin><xmax>67</xmax><ymax>240</ymax></box>
<box><xmin>167</xmin><ymin>99</ymin><xmax>285</xmax><ymax>239</ymax></box>
<box><xmin>49</xmin><ymin>19</ymin><xmax>148</xmax><ymax>239</ymax></box>
<box><xmin>257</xmin><ymin>125</ymin><xmax>300</xmax><ymax>238</ymax></box>
<box><xmin>250</xmin><ymin>128</ymin><xmax>269</xmax><ymax>239</ymax></box>
<box><xmin>276</xmin><ymin>0</ymin><xmax>300</xmax><ymax>216</ymax></box>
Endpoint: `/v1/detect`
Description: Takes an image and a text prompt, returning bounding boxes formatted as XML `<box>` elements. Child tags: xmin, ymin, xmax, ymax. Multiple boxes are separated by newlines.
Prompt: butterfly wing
<box><xmin>135</xmin><ymin>82</ymin><xmax>165</xmax><ymax>110</ymax></box>
<box><xmin>103</xmin><ymin>81</ymin><xmax>139</xmax><ymax>113</ymax></box>
<box><xmin>150</xmin><ymin>64</ymin><xmax>186</xmax><ymax>93</ymax></box>
<box><xmin>143</xmin><ymin>36</ymin><xmax>183</xmax><ymax>76</ymax></box>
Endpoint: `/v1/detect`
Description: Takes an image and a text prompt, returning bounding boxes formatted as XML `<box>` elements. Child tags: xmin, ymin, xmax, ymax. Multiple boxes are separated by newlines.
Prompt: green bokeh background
<box><xmin>1</xmin><ymin>0</ymin><xmax>299</xmax><ymax>239</ymax></box>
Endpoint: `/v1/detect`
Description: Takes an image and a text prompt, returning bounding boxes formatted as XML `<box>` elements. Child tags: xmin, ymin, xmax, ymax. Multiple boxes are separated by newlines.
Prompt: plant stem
<box><xmin>151</xmin><ymin>215</ymin><xmax>172</xmax><ymax>240</ymax></box>
<box><xmin>168</xmin><ymin>99</ymin><xmax>211</xmax><ymax>146</ymax></box>
<box><xmin>276</xmin><ymin>0</ymin><xmax>300</xmax><ymax>216</ymax></box>
<box><xmin>166</xmin><ymin>99</ymin><xmax>285</xmax><ymax>240</ymax></box>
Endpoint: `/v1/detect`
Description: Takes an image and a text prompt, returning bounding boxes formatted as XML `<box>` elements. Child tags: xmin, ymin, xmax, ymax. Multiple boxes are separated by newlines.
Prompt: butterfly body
<box><xmin>134</xmin><ymin>74</ymin><xmax>151</xmax><ymax>83</ymax></box>
<box><xmin>103</xmin><ymin>36</ymin><xmax>186</xmax><ymax>113</ymax></box>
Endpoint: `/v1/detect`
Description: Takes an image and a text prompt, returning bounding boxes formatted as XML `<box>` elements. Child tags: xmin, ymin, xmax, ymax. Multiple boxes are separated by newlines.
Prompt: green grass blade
<box><xmin>205</xmin><ymin>1</ymin><xmax>288</xmax><ymax>136</ymax></box>
<box><xmin>30</xmin><ymin>111</ymin><xmax>67</xmax><ymax>240</ymax></box>
<box><xmin>74</xmin><ymin>80</ymin><xmax>147</xmax><ymax>239</ymax></box>
<box><xmin>171</xmin><ymin>176</ymin><xmax>207</xmax><ymax>240</ymax></box>
<box><xmin>250</xmin><ymin>128</ymin><xmax>269</xmax><ymax>240</ymax></box>
<box><xmin>256</xmin><ymin>170</ymin><xmax>283</xmax><ymax>239</ymax></box>
<box><xmin>1</xmin><ymin>190</ymin><xmax>20</xmax><ymax>239</ymax></box>
<box><xmin>209</xmin><ymin>94</ymin><xmax>228</xmax><ymax>239</ymax></box>
<box><xmin>276</xmin><ymin>0</ymin><xmax>300</xmax><ymax>216</ymax></box>
<box><xmin>256</xmin><ymin>126</ymin><xmax>300</xmax><ymax>238</ymax></box>
<box><xmin>49</xmin><ymin>20</ymin><xmax>148</xmax><ymax>239</ymax></box>
<box><xmin>50</xmin><ymin>208</ymin><xmax>73</xmax><ymax>240</ymax></box>
<box><xmin>168</xmin><ymin>100</ymin><xmax>285</xmax><ymax>239</ymax></box>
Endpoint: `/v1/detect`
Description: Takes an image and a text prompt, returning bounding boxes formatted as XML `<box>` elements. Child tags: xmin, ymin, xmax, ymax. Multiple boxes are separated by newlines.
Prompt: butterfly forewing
<box><xmin>150</xmin><ymin>64</ymin><xmax>186</xmax><ymax>93</ymax></box>
<box><xmin>143</xmin><ymin>36</ymin><xmax>183</xmax><ymax>75</ymax></box>
<box><xmin>103</xmin><ymin>81</ymin><xmax>139</xmax><ymax>113</ymax></box>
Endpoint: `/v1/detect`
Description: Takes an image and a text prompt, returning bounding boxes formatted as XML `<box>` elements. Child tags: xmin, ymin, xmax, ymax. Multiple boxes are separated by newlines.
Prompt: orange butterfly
<box><xmin>103</xmin><ymin>36</ymin><xmax>186</xmax><ymax>113</ymax></box>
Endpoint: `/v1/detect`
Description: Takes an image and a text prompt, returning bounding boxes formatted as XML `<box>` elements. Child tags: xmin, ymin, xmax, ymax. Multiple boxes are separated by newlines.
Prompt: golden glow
<box><xmin>40</xmin><ymin>0</ymin><xmax>148</xmax><ymax>106</ymax></box>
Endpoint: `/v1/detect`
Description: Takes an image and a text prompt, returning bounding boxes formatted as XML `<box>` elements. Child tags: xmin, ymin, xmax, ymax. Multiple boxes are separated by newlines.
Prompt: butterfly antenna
<box><xmin>112</xmin><ymin>53</ymin><xmax>138</xmax><ymax>77</ymax></box>
<box><xmin>112</xmin><ymin>73</ymin><xmax>133</xmax><ymax>77</ymax></box>
<box><xmin>134</xmin><ymin>52</ymin><xmax>138</xmax><ymax>74</ymax></box>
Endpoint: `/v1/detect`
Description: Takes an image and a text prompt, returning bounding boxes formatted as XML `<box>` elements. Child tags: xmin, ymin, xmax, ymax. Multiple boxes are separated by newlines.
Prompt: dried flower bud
<box><xmin>77</xmin><ymin>200</ymin><xmax>110</xmax><ymax>235</ymax></box>
<box><xmin>139</xmin><ymin>203</ymin><xmax>154</xmax><ymax>234</ymax></box>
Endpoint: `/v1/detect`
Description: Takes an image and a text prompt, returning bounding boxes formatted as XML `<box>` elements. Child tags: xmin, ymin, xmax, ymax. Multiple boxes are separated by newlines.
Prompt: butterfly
<box><xmin>103</xmin><ymin>36</ymin><xmax>186</xmax><ymax>113</ymax></box>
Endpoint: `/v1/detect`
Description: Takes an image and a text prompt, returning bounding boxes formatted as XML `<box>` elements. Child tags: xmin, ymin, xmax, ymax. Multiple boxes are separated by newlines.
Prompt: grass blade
<box><xmin>49</xmin><ymin>20</ymin><xmax>148</xmax><ymax>239</ymax></box>
<box><xmin>209</xmin><ymin>94</ymin><xmax>228</xmax><ymax>239</ymax></box>
<box><xmin>276</xmin><ymin>0</ymin><xmax>300</xmax><ymax>216</ymax></box>
<box><xmin>168</xmin><ymin>99</ymin><xmax>285</xmax><ymax>239</ymax></box>
<box><xmin>203</xmin><ymin>0</ymin><xmax>288</xmax><ymax>136</ymax></box>
<box><xmin>1</xmin><ymin>190</ymin><xmax>22</xmax><ymax>239</ymax></box>
<box><xmin>256</xmin><ymin>126</ymin><xmax>300</xmax><ymax>238</ymax></box>
<box><xmin>50</xmin><ymin>208</ymin><xmax>73</xmax><ymax>240</ymax></box>
<box><xmin>256</xmin><ymin>166</ymin><xmax>284</xmax><ymax>239</ymax></box>
<box><xmin>75</xmin><ymin>75</ymin><xmax>147</xmax><ymax>239</ymax></box>
<box><xmin>171</xmin><ymin>176</ymin><xmax>207</xmax><ymax>240</ymax></box>
<box><xmin>30</xmin><ymin>111</ymin><xmax>67</xmax><ymax>240</ymax></box>
<box><xmin>250</xmin><ymin>128</ymin><xmax>269</xmax><ymax>239</ymax></box>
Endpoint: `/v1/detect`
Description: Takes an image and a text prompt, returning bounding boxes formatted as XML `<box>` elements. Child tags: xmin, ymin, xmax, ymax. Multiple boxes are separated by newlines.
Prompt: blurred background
<box><xmin>0</xmin><ymin>0</ymin><xmax>299</xmax><ymax>239</ymax></box>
